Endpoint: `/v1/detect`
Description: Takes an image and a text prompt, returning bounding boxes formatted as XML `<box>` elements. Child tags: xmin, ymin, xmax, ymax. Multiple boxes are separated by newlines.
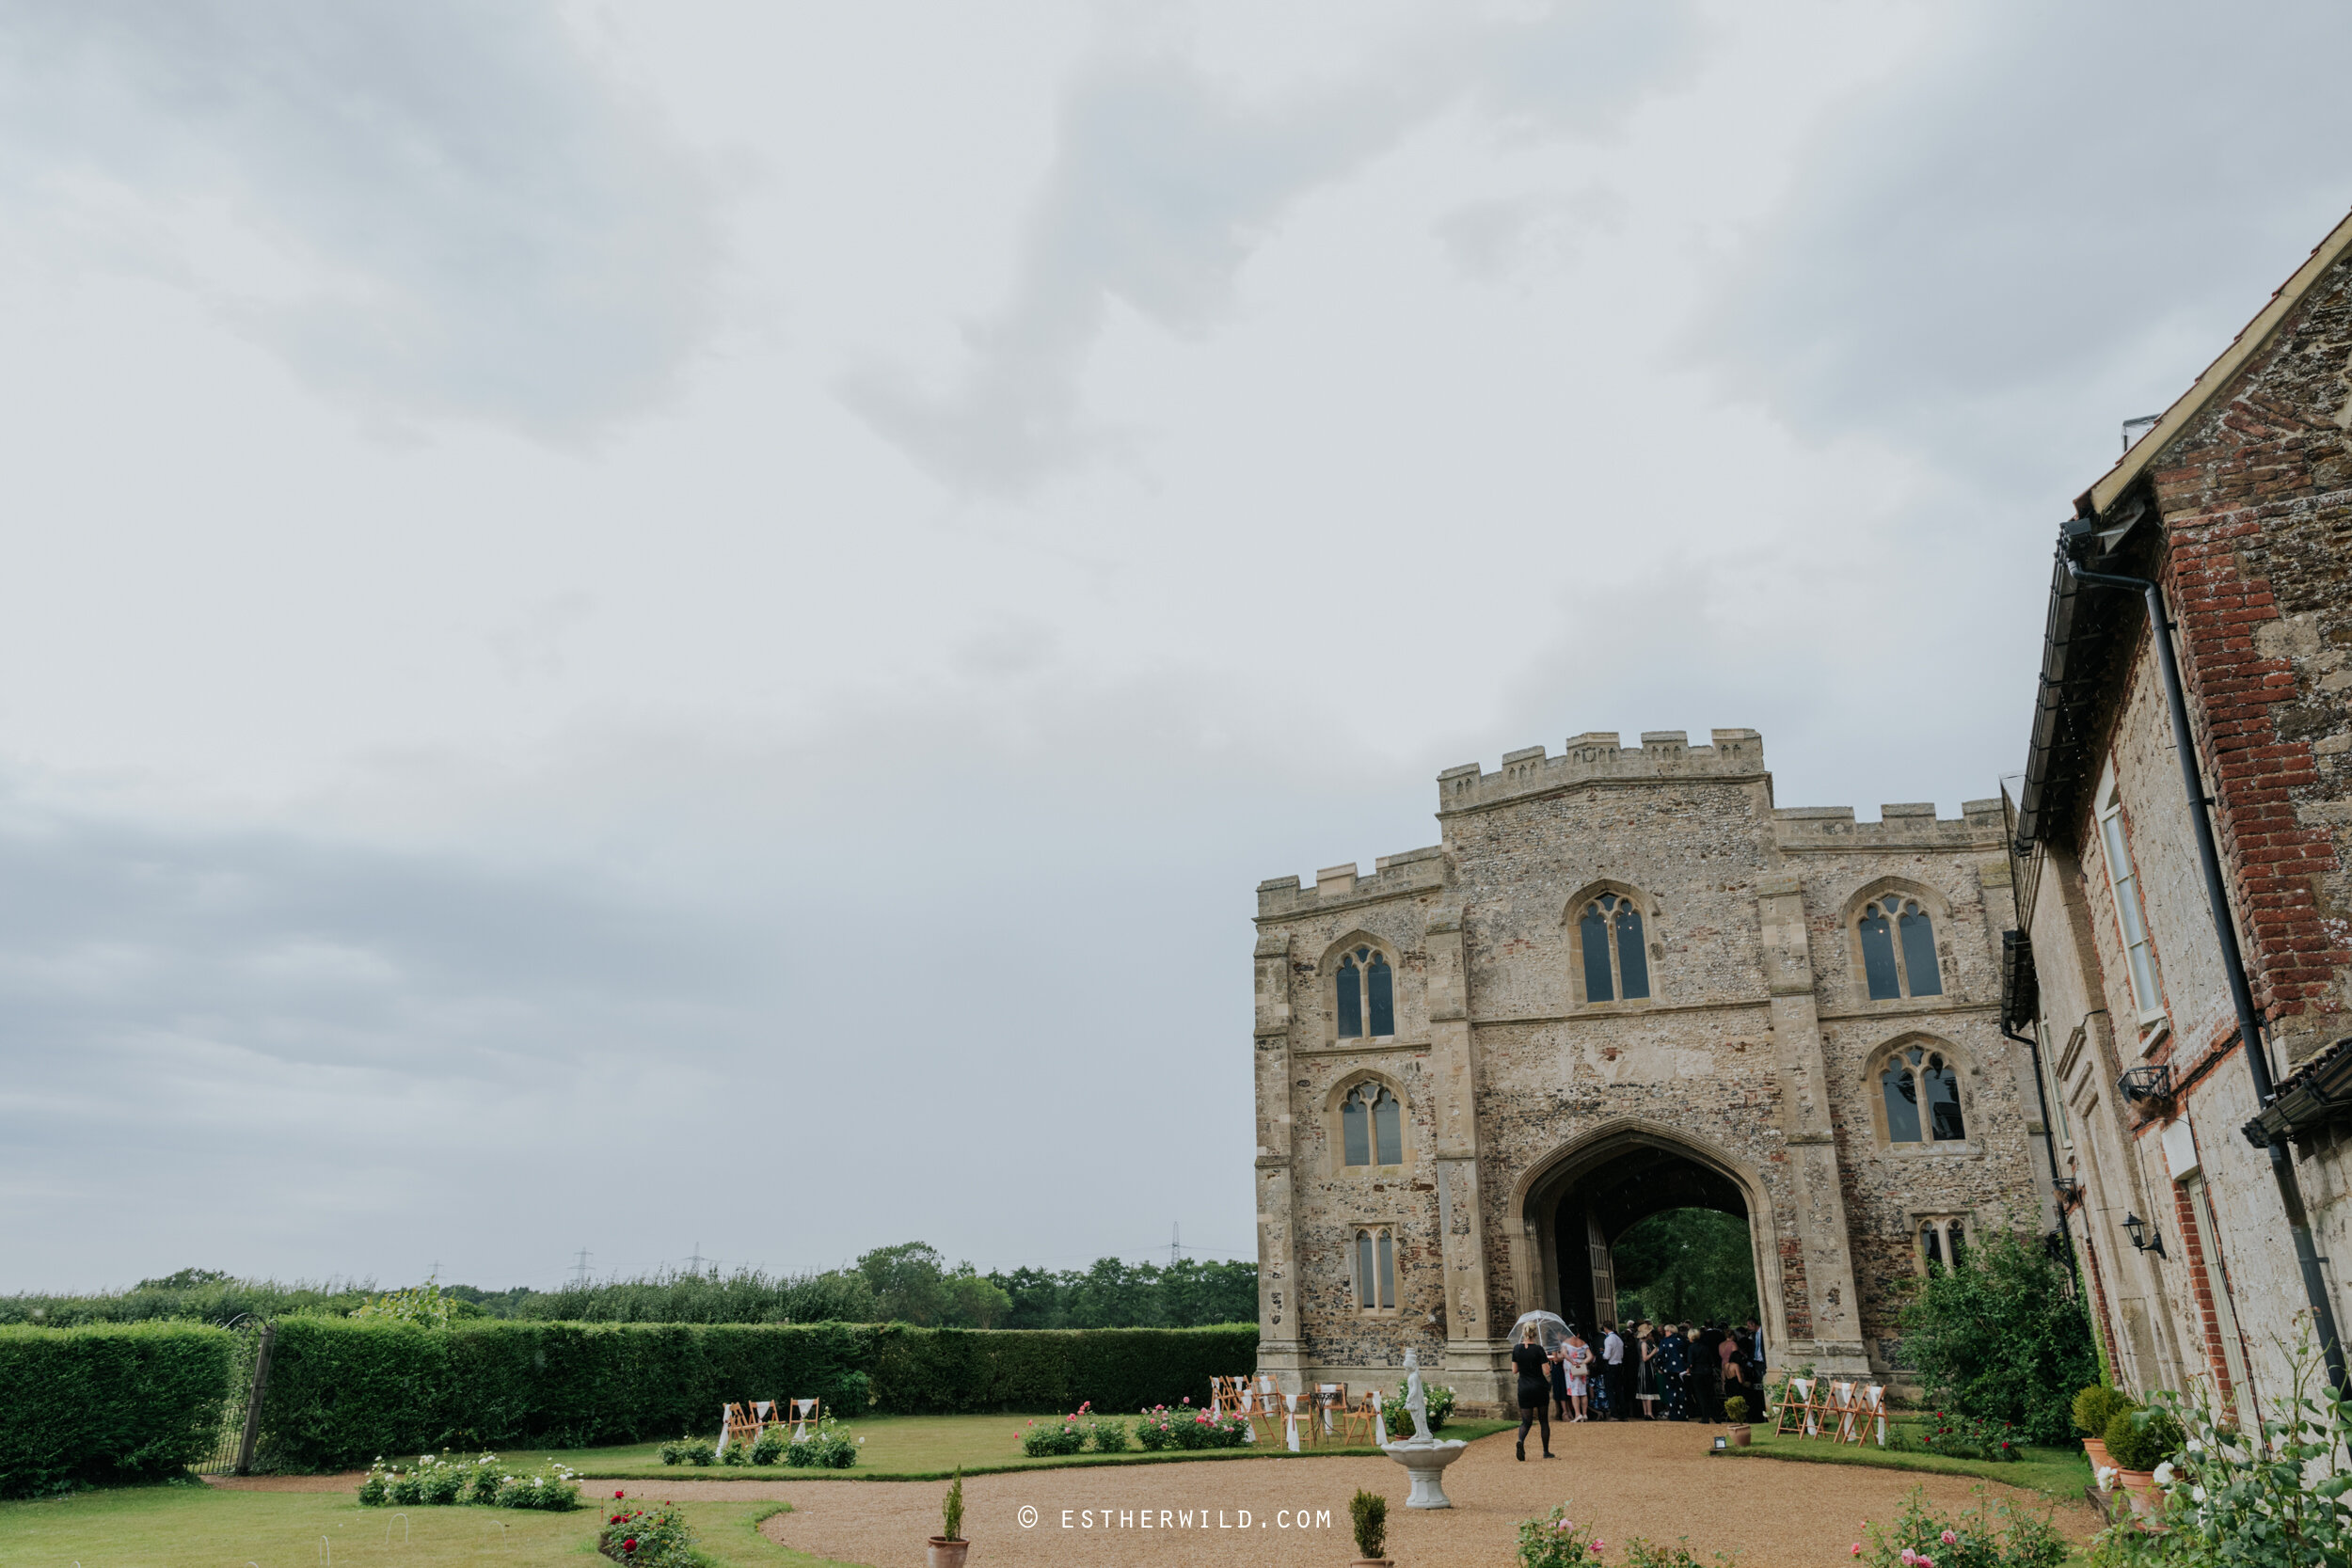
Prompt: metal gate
<box><xmin>195</xmin><ymin>1318</ymin><xmax>276</xmax><ymax>1476</ymax></box>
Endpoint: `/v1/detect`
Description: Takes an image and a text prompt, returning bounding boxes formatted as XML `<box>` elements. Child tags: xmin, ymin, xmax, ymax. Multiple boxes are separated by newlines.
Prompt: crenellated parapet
<box><xmin>1257</xmin><ymin>844</ymin><xmax>1446</xmax><ymax>918</ymax></box>
<box><xmin>1433</xmin><ymin>729</ymin><xmax>1767</xmax><ymax>817</ymax></box>
<box><xmin>1772</xmin><ymin>799</ymin><xmax>2007</xmax><ymax>853</ymax></box>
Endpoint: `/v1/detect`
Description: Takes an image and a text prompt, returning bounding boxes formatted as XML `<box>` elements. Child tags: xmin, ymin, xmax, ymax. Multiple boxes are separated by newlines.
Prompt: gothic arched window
<box><xmin>1336</xmin><ymin>946</ymin><xmax>1395</xmax><ymax>1038</ymax></box>
<box><xmin>1578</xmin><ymin>892</ymin><xmax>1651</xmax><ymax>1003</ymax></box>
<box><xmin>1918</xmin><ymin>1216</ymin><xmax>1967</xmax><ymax>1270</ymax></box>
<box><xmin>1858</xmin><ymin>895</ymin><xmax>1943</xmax><ymax>1000</ymax></box>
<box><xmin>1881</xmin><ymin>1045</ymin><xmax>1965</xmax><ymax>1144</ymax></box>
<box><xmin>1353</xmin><ymin>1226</ymin><xmax>1396</xmax><ymax>1310</ymax></box>
<box><xmin>1340</xmin><ymin>1084</ymin><xmax>1404</xmax><ymax>1167</ymax></box>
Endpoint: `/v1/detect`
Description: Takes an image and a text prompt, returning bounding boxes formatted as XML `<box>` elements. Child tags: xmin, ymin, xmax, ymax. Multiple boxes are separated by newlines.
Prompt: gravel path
<box><xmin>756</xmin><ymin>1423</ymin><xmax>2098</xmax><ymax>1568</ymax></box>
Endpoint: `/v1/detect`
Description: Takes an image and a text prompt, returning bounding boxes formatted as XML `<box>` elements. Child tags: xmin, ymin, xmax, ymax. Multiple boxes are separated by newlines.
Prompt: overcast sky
<box><xmin>5</xmin><ymin>1</ymin><xmax>2348</xmax><ymax>1294</ymax></box>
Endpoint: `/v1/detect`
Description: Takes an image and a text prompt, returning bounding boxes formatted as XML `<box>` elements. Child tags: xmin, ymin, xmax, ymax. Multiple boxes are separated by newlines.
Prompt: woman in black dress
<box><xmin>1513</xmin><ymin>1323</ymin><xmax>1554</xmax><ymax>1460</ymax></box>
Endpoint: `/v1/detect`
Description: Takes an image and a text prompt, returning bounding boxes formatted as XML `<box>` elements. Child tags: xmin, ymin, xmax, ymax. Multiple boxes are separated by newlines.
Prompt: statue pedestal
<box><xmin>1382</xmin><ymin>1438</ymin><xmax>1469</xmax><ymax>1509</ymax></box>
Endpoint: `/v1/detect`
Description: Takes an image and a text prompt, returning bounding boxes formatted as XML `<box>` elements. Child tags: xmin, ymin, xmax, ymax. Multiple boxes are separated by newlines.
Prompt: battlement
<box><xmin>1772</xmin><ymin>798</ymin><xmax>2008</xmax><ymax>851</ymax></box>
<box><xmin>1434</xmin><ymin>729</ymin><xmax>1767</xmax><ymax>816</ymax></box>
<box><xmin>1257</xmin><ymin>844</ymin><xmax>1446</xmax><ymax>919</ymax></box>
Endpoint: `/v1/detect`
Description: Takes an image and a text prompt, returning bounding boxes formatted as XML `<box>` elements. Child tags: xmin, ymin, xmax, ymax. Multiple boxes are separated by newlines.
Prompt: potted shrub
<box><xmin>929</xmin><ymin>1465</ymin><xmax>968</xmax><ymax>1568</ymax></box>
<box><xmin>1349</xmin><ymin>1488</ymin><xmax>1390</xmax><ymax>1567</ymax></box>
<box><xmin>1723</xmin><ymin>1394</ymin><xmax>1751</xmax><ymax>1446</ymax></box>
<box><xmin>2104</xmin><ymin>1406</ymin><xmax>2182</xmax><ymax>1520</ymax></box>
<box><xmin>2073</xmin><ymin>1385</ymin><xmax>2135</xmax><ymax>1475</ymax></box>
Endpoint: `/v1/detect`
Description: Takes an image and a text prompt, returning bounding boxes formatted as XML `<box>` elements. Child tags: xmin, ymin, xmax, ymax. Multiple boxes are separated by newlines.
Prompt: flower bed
<box><xmin>783</xmin><ymin>1415</ymin><xmax>860</xmax><ymax>1468</ymax></box>
<box><xmin>1021</xmin><ymin>1402</ymin><xmax>1130</xmax><ymax>1456</ymax></box>
<box><xmin>1136</xmin><ymin>1401</ymin><xmax>1247</xmax><ymax>1451</ymax></box>
<box><xmin>1906</xmin><ymin>1412</ymin><xmax>2022</xmax><ymax>1463</ymax></box>
<box><xmin>598</xmin><ymin>1491</ymin><xmax>694</xmax><ymax>1567</ymax></box>
<box><xmin>357</xmin><ymin>1450</ymin><xmax>580</xmax><ymax>1510</ymax></box>
<box><xmin>1855</xmin><ymin>1482</ymin><xmax>2065</xmax><ymax>1568</ymax></box>
<box><xmin>1385</xmin><ymin>1379</ymin><xmax>1456</xmax><ymax>1437</ymax></box>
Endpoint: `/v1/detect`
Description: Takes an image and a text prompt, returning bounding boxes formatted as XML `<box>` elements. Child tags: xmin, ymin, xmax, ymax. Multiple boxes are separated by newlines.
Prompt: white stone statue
<box><xmin>1385</xmin><ymin>1346</ymin><xmax>1467</xmax><ymax>1509</ymax></box>
<box><xmin>1402</xmin><ymin>1347</ymin><xmax>1434</xmax><ymax>1444</ymax></box>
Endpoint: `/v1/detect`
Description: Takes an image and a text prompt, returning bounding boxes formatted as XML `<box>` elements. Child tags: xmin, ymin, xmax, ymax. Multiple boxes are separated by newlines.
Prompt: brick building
<box><xmin>1250</xmin><ymin>731</ymin><xmax>2047</xmax><ymax>1411</ymax></box>
<box><xmin>2009</xmin><ymin>207</ymin><xmax>2352</xmax><ymax>1421</ymax></box>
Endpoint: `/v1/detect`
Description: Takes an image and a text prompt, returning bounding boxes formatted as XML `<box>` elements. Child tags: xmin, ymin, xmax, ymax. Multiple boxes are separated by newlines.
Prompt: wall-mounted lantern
<box><xmin>2122</xmin><ymin>1211</ymin><xmax>2166</xmax><ymax>1259</ymax></box>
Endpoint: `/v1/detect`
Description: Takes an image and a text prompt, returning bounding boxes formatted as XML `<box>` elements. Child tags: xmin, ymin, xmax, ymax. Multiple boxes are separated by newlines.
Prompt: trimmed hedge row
<box><xmin>259</xmin><ymin>1319</ymin><xmax>1256</xmax><ymax>1470</ymax></box>
<box><xmin>1</xmin><ymin>1323</ymin><xmax>237</xmax><ymax>1497</ymax></box>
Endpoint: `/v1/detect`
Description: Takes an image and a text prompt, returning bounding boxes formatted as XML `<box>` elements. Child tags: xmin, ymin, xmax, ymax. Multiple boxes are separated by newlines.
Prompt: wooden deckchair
<box><xmin>1337</xmin><ymin>1388</ymin><xmax>1379</xmax><ymax>1447</ymax></box>
<box><xmin>1772</xmin><ymin>1375</ymin><xmax>1813</xmax><ymax>1436</ymax></box>
<box><xmin>1246</xmin><ymin>1376</ymin><xmax>1282</xmax><ymax>1445</ymax></box>
<box><xmin>1314</xmin><ymin>1384</ymin><xmax>1347</xmax><ymax>1444</ymax></box>
<box><xmin>1852</xmin><ymin>1384</ymin><xmax>1887</xmax><ymax>1447</ymax></box>
<box><xmin>785</xmin><ymin>1398</ymin><xmax>820</xmax><ymax>1439</ymax></box>
<box><xmin>1827</xmin><ymin>1381</ymin><xmax>1858</xmax><ymax>1444</ymax></box>
<box><xmin>721</xmin><ymin>1402</ymin><xmax>762</xmax><ymax>1453</ymax></box>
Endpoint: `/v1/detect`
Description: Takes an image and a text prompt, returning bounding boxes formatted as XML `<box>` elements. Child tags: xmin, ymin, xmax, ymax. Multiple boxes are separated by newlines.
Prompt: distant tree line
<box><xmin>0</xmin><ymin>1247</ymin><xmax>1259</xmax><ymax>1330</ymax></box>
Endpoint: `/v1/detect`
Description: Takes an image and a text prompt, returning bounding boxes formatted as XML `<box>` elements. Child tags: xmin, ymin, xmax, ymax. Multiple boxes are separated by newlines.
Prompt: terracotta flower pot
<box><xmin>2082</xmin><ymin>1437</ymin><xmax>2111</xmax><ymax>1473</ymax></box>
<box><xmin>1726</xmin><ymin>1424</ymin><xmax>1752</xmax><ymax>1448</ymax></box>
<box><xmin>2115</xmin><ymin>1468</ymin><xmax>2160</xmax><ymax>1519</ymax></box>
<box><xmin>928</xmin><ymin>1536</ymin><xmax>971</xmax><ymax>1568</ymax></box>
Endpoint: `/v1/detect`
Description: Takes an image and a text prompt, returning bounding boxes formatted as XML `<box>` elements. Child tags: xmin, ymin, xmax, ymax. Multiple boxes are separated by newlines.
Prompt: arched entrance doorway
<box><xmin>1516</xmin><ymin>1122</ymin><xmax>1775</xmax><ymax>1336</ymax></box>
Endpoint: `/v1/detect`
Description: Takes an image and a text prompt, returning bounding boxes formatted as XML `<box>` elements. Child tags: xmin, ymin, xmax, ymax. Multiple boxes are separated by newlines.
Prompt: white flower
<box><xmin>2186</xmin><ymin>1438</ymin><xmax>2204</xmax><ymax>1454</ymax></box>
<box><xmin>2191</xmin><ymin>1485</ymin><xmax>2208</xmax><ymax>1503</ymax></box>
<box><xmin>2153</xmin><ymin>1461</ymin><xmax>2176</xmax><ymax>1486</ymax></box>
<box><xmin>2095</xmin><ymin>1465</ymin><xmax>2117</xmax><ymax>1492</ymax></box>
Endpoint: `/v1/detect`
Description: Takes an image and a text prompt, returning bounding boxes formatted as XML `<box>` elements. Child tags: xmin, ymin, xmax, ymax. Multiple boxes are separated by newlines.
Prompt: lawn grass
<box><xmin>506</xmin><ymin>1412</ymin><xmax>1518</xmax><ymax>1482</ymax></box>
<box><xmin>1719</xmin><ymin>1417</ymin><xmax>2093</xmax><ymax>1501</ymax></box>
<box><xmin>0</xmin><ymin>1483</ymin><xmax>853</xmax><ymax>1568</ymax></box>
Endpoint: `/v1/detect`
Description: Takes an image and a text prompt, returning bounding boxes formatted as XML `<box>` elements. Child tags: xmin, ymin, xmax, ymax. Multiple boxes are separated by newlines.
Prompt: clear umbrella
<box><xmin>1510</xmin><ymin>1310</ymin><xmax>1572</xmax><ymax>1352</ymax></box>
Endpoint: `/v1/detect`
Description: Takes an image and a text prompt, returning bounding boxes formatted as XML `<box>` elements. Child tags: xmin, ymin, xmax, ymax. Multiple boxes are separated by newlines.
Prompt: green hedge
<box><xmin>258</xmin><ymin>1319</ymin><xmax>1256</xmax><ymax>1470</ymax></box>
<box><xmin>0</xmin><ymin>1323</ymin><xmax>238</xmax><ymax>1497</ymax></box>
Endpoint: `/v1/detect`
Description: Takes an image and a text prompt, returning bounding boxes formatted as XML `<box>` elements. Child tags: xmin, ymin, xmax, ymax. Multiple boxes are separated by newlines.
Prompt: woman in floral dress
<box><xmin>1656</xmin><ymin>1322</ymin><xmax>1690</xmax><ymax>1419</ymax></box>
<box><xmin>1563</xmin><ymin>1330</ymin><xmax>1593</xmax><ymax>1421</ymax></box>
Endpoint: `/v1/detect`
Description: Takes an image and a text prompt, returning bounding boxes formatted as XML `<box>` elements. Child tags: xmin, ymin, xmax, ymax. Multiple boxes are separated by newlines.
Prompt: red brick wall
<box><xmin>2150</xmin><ymin>248</ymin><xmax>2352</xmax><ymax>1061</ymax></box>
<box><xmin>2168</xmin><ymin>1173</ymin><xmax>2237</xmax><ymax>1412</ymax></box>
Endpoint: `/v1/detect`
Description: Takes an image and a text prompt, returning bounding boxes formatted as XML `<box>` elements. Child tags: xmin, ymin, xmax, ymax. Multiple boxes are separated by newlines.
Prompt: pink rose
<box><xmin>1941</xmin><ymin>1532</ymin><xmax>1957</xmax><ymax>1546</ymax></box>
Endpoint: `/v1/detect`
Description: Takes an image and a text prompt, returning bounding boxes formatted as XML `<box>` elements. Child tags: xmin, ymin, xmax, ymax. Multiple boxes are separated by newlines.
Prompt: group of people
<box><xmin>1511</xmin><ymin>1317</ymin><xmax>1767</xmax><ymax>1460</ymax></box>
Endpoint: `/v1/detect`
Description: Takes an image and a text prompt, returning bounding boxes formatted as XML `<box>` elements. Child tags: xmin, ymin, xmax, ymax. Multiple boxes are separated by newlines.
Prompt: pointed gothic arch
<box><xmin>1508</xmin><ymin>1117</ymin><xmax>1788</xmax><ymax>1342</ymax></box>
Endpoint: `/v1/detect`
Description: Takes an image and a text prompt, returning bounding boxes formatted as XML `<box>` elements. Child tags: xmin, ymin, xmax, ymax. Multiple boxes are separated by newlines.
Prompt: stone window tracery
<box><xmin>1857</xmin><ymin>895</ymin><xmax>1943</xmax><ymax>1000</ymax></box>
<box><xmin>1340</xmin><ymin>1083</ymin><xmax>1405</xmax><ymax>1167</ymax></box>
<box><xmin>1577</xmin><ymin>891</ymin><xmax>1651</xmax><ymax>1003</ymax></box>
<box><xmin>1353</xmin><ymin>1225</ymin><xmax>1397</xmax><ymax>1310</ymax></box>
<box><xmin>1916</xmin><ymin>1215</ymin><xmax>1967</xmax><ymax>1270</ymax></box>
<box><xmin>1881</xmin><ymin>1044</ymin><xmax>1966</xmax><ymax>1145</ymax></box>
<box><xmin>1335</xmin><ymin>944</ymin><xmax>1395</xmax><ymax>1038</ymax></box>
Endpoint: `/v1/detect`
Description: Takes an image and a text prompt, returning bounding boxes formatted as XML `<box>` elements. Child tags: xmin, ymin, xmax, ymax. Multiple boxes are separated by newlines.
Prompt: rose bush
<box><xmin>1136</xmin><ymin>1401</ymin><xmax>1247</xmax><ymax>1450</ymax></box>
<box><xmin>1857</xmin><ymin>1483</ymin><xmax>2065</xmax><ymax>1568</ymax></box>
<box><xmin>598</xmin><ymin>1492</ymin><xmax>694</xmax><ymax>1567</ymax></box>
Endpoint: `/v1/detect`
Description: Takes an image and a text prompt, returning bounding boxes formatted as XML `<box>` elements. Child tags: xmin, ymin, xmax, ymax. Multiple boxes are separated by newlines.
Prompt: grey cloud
<box><xmin>0</xmin><ymin>672</ymin><xmax>1427</xmax><ymax>1289</ymax></box>
<box><xmin>844</xmin><ymin>1</ymin><xmax>1699</xmax><ymax>496</ymax></box>
<box><xmin>1697</xmin><ymin>0</ymin><xmax>2352</xmax><ymax>487</ymax></box>
<box><xmin>1435</xmin><ymin>186</ymin><xmax>1629</xmax><ymax>282</ymax></box>
<box><xmin>0</xmin><ymin>1</ymin><xmax>719</xmax><ymax>437</ymax></box>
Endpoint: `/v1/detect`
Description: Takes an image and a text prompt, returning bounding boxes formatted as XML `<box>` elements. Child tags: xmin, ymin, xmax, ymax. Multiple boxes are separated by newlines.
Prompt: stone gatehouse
<box><xmin>1249</xmin><ymin>729</ymin><xmax>2049</xmax><ymax>1411</ymax></box>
